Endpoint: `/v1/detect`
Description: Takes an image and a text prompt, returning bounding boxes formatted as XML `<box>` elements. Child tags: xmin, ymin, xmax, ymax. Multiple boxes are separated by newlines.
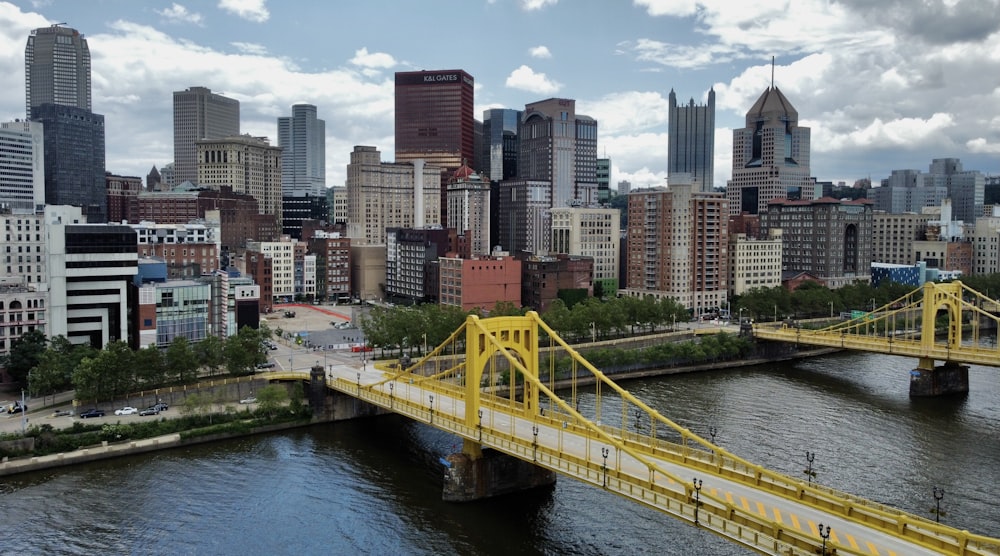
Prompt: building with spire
<box><xmin>727</xmin><ymin>86</ymin><xmax>814</xmax><ymax>215</ymax></box>
<box><xmin>668</xmin><ymin>88</ymin><xmax>715</xmax><ymax>192</ymax></box>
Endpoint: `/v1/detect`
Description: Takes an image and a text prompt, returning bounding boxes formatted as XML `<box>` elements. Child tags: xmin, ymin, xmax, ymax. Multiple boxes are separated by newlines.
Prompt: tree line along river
<box><xmin>0</xmin><ymin>350</ymin><xmax>998</xmax><ymax>555</ymax></box>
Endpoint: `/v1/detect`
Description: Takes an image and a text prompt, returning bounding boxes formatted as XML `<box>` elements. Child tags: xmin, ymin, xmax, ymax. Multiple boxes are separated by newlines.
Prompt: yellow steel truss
<box><xmin>754</xmin><ymin>281</ymin><xmax>1000</xmax><ymax>369</ymax></box>
<box><xmin>348</xmin><ymin>309</ymin><xmax>1000</xmax><ymax>555</ymax></box>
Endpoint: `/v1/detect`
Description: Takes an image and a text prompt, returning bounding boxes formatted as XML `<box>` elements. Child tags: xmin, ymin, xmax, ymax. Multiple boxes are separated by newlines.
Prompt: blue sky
<box><xmin>2</xmin><ymin>0</ymin><xmax>1000</xmax><ymax>191</ymax></box>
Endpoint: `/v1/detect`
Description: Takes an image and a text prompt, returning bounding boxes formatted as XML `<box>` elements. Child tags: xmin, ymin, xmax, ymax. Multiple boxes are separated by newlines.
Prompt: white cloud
<box><xmin>529</xmin><ymin>45</ymin><xmax>551</xmax><ymax>59</ymax></box>
<box><xmin>521</xmin><ymin>0</ymin><xmax>557</xmax><ymax>10</ymax></box>
<box><xmin>230</xmin><ymin>42</ymin><xmax>267</xmax><ymax>55</ymax></box>
<box><xmin>632</xmin><ymin>0</ymin><xmax>698</xmax><ymax>17</ymax></box>
<box><xmin>579</xmin><ymin>91</ymin><xmax>668</xmax><ymax>135</ymax></box>
<box><xmin>218</xmin><ymin>0</ymin><xmax>269</xmax><ymax>23</ymax></box>
<box><xmin>505</xmin><ymin>65</ymin><xmax>561</xmax><ymax>95</ymax></box>
<box><xmin>349</xmin><ymin>47</ymin><xmax>396</xmax><ymax>70</ymax></box>
<box><xmin>966</xmin><ymin>138</ymin><xmax>1000</xmax><ymax>154</ymax></box>
<box><xmin>156</xmin><ymin>3</ymin><xmax>203</xmax><ymax>25</ymax></box>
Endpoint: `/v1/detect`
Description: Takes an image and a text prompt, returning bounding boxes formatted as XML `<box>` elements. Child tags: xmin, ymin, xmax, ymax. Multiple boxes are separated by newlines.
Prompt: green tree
<box><xmin>29</xmin><ymin>348</ymin><xmax>66</xmax><ymax>405</ymax></box>
<box><xmin>196</xmin><ymin>335</ymin><xmax>225</xmax><ymax>376</ymax></box>
<box><xmin>165</xmin><ymin>336</ymin><xmax>198</xmax><ymax>383</ymax></box>
<box><xmin>225</xmin><ymin>326</ymin><xmax>266</xmax><ymax>376</ymax></box>
<box><xmin>4</xmin><ymin>329</ymin><xmax>47</xmax><ymax>385</ymax></box>
<box><xmin>72</xmin><ymin>341</ymin><xmax>133</xmax><ymax>403</ymax></box>
<box><xmin>256</xmin><ymin>384</ymin><xmax>288</xmax><ymax>418</ymax></box>
<box><xmin>133</xmin><ymin>345</ymin><xmax>165</xmax><ymax>387</ymax></box>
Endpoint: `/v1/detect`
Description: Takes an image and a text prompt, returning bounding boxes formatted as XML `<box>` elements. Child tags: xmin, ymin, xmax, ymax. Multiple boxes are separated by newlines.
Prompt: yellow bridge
<box><xmin>270</xmin><ymin>305</ymin><xmax>1000</xmax><ymax>555</ymax></box>
<box><xmin>753</xmin><ymin>281</ymin><xmax>1000</xmax><ymax>396</ymax></box>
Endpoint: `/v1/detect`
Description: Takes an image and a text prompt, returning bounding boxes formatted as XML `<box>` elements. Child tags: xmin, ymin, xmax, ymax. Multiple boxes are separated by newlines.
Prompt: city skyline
<box><xmin>2</xmin><ymin>0</ymin><xmax>999</xmax><ymax>191</ymax></box>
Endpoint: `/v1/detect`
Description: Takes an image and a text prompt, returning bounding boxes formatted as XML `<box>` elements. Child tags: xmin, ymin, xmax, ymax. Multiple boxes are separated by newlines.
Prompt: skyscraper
<box><xmin>31</xmin><ymin>104</ymin><xmax>106</xmax><ymax>222</ymax></box>
<box><xmin>727</xmin><ymin>86</ymin><xmax>814</xmax><ymax>215</ymax></box>
<box><xmin>277</xmin><ymin>104</ymin><xmax>325</xmax><ymax>197</ymax></box>
<box><xmin>24</xmin><ymin>24</ymin><xmax>91</xmax><ymax>116</ymax></box>
<box><xmin>395</xmin><ymin>70</ymin><xmax>475</xmax><ymax>222</ymax></box>
<box><xmin>196</xmin><ymin>135</ymin><xmax>282</xmax><ymax>228</ymax></box>
<box><xmin>394</xmin><ymin>70</ymin><xmax>475</xmax><ymax>172</ymax></box>
<box><xmin>481</xmin><ymin>108</ymin><xmax>521</xmax><ymax>182</ymax></box>
<box><xmin>518</xmin><ymin>98</ymin><xmax>599</xmax><ymax>207</ymax></box>
<box><xmin>173</xmin><ymin>87</ymin><xmax>240</xmax><ymax>185</ymax></box>
<box><xmin>667</xmin><ymin>88</ymin><xmax>715</xmax><ymax>192</ymax></box>
<box><xmin>0</xmin><ymin>120</ymin><xmax>45</xmax><ymax>213</ymax></box>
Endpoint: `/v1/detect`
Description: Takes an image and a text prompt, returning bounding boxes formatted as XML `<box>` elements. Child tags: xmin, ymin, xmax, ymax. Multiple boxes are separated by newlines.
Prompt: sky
<box><xmin>2</xmin><ymin>0</ymin><xmax>1000</xmax><ymax>191</ymax></box>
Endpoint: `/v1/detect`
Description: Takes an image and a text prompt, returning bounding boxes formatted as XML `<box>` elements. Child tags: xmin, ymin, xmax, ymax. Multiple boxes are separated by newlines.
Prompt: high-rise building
<box><xmin>596</xmin><ymin>158</ymin><xmax>611</xmax><ymax>203</ymax></box>
<box><xmin>447</xmin><ymin>164</ymin><xmax>491</xmax><ymax>258</ymax></box>
<box><xmin>277</xmin><ymin>104</ymin><xmax>325</xmax><ymax>198</ymax></box>
<box><xmin>761</xmin><ymin>197</ymin><xmax>873</xmax><ymax>288</ymax></box>
<box><xmin>345</xmin><ymin>146</ymin><xmax>441</xmax><ymax>245</ymax></box>
<box><xmin>550</xmin><ymin>207</ymin><xmax>621</xmax><ymax>295</ymax></box>
<box><xmin>0</xmin><ymin>120</ymin><xmax>45</xmax><ymax>213</ymax></box>
<box><xmin>173</xmin><ymin>87</ymin><xmax>240</xmax><ymax>185</ymax></box>
<box><xmin>46</xmin><ymin>206</ymin><xmax>138</xmax><ymax>347</ymax></box>
<box><xmin>927</xmin><ymin>158</ymin><xmax>985</xmax><ymax>224</ymax></box>
<box><xmin>871</xmin><ymin>211</ymin><xmax>932</xmax><ymax>266</ymax></box>
<box><xmin>25</xmin><ymin>24</ymin><xmax>91</xmax><ymax>115</ymax></box>
<box><xmin>481</xmin><ymin>108</ymin><xmax>520</xmax><ymax>182</ymax></box>
<box><xmin>622</xmin><ymin>185</ymin><xmax>729</xmax><ymax>317</ymax></box>
<box><xmin>196</xmin><ymin>134</ymin><xmax>282</xmax><ymax>229</ymax></box>
<box><xmin>395</xmin><ymin>69</ymin><xmax>475</xmax><ymax>222</ymax></box>
<box><xmin>31</xmin><ymin>104</ymin><xmax>107</xmax><ymax>222</ymax></box>
<box><xmin>518</xmin><ymin>98</ymin><xmax>599</xmax><ymax>207</ymax></box>
<box><xmin>105</xmin><ymin>173</ymin><xmax>142</xmax><ymax>223</ymax></box>
<box><xmin>668</xmin><ymin>88</ymin><xmax>715</xmax><ymax>192</ymax></box>
<box><xmin>394</xmin><ymin>70</ymin><xmax>475</xmax><ymax>172</ymax></box>
<box><xmin>727</xmin><ymin>86</ymin><xmax>814</xmax><ymax>215</ymax></box>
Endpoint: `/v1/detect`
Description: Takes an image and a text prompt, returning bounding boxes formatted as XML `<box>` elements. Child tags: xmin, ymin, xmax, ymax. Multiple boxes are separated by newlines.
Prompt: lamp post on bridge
<box><xmin>589</xmin><ymin>321</ymin><xmax>596</xmax><ymax>344</ymax></box>
<box><xmin>692</xmin><ymin>477</ymin><xmax>703</xmax><ymax>525</ymax></box>
<box><xmin>477</xmin><ymin>409</ymin><xmax>483</xmax><ymax>441</ymax></box>
<box><xmin>818</xmin><ymin>523</ymin><xmax>831</xmax><ymax>555</ymax></box>
<box><xmin>601</xmin><ymin>447</ymin><xmax>609</xmax><ymax>488</ymax></box>
<box><xmin>428</xmin><ymin>394</ymin><xmax>434</xmax><ymax>424</ymax></box>
<box><xmin>829</xmin><ymin>301</ymin><xmax>834</xmax><ymax>318</ymax></box>
<box><xmin>804</xmin><ymin>451</ymin><xmax>817</xmax><ymax>484</ymax></box>
<box><xmin>532</xmin><ymin>425</ymin><xmax>539</xmax><ymax>461</ymax></box>
<box><xmin>931</xmin><ymin>487</ymin><xmax>946</xmax><ymax>523</ymax></box>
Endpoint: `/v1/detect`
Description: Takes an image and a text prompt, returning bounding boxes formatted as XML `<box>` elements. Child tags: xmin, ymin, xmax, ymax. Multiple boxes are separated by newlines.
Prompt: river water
<box><xmin>1</xmin><ymin>351</ymin><xmax>998</xmax><ymax>555</ymax></box>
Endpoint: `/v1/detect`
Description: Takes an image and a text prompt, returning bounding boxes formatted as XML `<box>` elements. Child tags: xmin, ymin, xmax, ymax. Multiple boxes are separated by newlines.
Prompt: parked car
<box><xmin>255</xmin><ymin>362</ymin><xmax>275</xmax><ymax>369</ymax></box>
<box><xmin>52</xmin><ymin>409</ymin><xmax>73</xmax><ymax>417</ymax></box>
<box><xmin>114</xmin><ymin>406</ymin><xmax>138</xmax><ymax>416</ymax></box>
<box><xmin>79</xmin><ymin>408</ymin><xmax>105</xmax><ymax>419</ymax></box>
<box><xmin>239</xmin><ymin>397</ymin><xmax>257</xmax><ymax>404</ymax></box>
<box><xmin>139</xmin><ymin>406</ymin><xmax>160</xmax><ymax>416</ymax></box>
<box><xmin>152</xmin><ymin>402</ymin><xmax>169</xmax><ymax>412</ymax></box>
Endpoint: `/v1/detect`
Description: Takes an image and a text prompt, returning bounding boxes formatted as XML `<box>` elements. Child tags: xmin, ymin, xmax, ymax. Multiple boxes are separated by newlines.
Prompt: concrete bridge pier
<box><xmin>909</xmin><ymin>360</ymin><xmax>969</xmax><ymax>397</ymax></box>
<box><xmin>442</xmin><ymin>441</ymin><xmax>556</xmax><ymax>502</ymax></box>
<box><xmin>308</xmin><ymin>365</ymin><xmax>385</xmax><ymax>421</ymax></box>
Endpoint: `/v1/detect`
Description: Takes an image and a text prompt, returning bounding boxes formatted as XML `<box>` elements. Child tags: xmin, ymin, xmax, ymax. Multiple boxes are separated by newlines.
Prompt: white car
<box><xmin>114</xmin><ymin>406</ymin><xmax>138</xmax><ymax>415</ymax></box>
<box><xmin>239</xmin><ymin>397</ymin><xmax>257</xmax><ymax>404</ymax></box>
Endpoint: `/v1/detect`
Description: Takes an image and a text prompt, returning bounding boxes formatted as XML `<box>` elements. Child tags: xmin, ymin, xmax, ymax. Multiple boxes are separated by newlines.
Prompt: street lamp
<box><xmin>589</xmin><ymin>321</ymin><xmax>596</xmax><ymax>343</ymax></box>
<box><xmin>773</xmin><ymin>304</ymin><xmax>777</xmax><ymax>323</ymax></box>
<box><xmin>532</xmin><ymin>425</ymin><xmax>539</xmax><ymax>461</ymax></box>
<box><xmin>870</xmin><ymin>297</ymin><xmax>876</xmax><ymax>312</ymax></box>
<box><xmin>829</xmin><ymin>301</ymin><xmax>834</xmax><ymax>318</ymax></box>
<box><xmin>693</xmin><ymin>477</ymin><xmax>703</xmax><ymax>525</ymax></box>
<box><xmin>428</xmin><ymin>394</ymin><xmax>434</xmax><ymax>423</ymax></box>
<box><xmin>931</xmin><ymin>487</ymin><xmax>946</xmax><ymax>523</ymax></box>
<box><xmin>804</xmin><ymin>451</ymin><xmax>816</xmax><ymax>484</ymax></box>
<box><xmin>422</xmin><ymin>333</ymin><xmax>428</xmax><ymax>355</ymax></box>
<box><xmin>818</xmin><ymin>523</ymin><xmax>831</xmax><ymax>555</ymax></box>
<box><xmin>601</xmin><ymin>447</ymin><xmax>609</xmax><ymax>487</ymax></box>
<box><xmin>738</xmin><ymin>307</ymin><xmax>745</xmax><ymax>323</ymax></box>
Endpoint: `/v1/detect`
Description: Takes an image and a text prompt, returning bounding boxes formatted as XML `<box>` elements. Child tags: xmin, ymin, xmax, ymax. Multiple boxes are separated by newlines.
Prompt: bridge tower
<box><xmin>911</xmin><ymin>281</ymin><xmax>970</xmax><ymax>397</ymax></box>
<box><xmin>442</xmin><ymin>313</ymin><xmax>556</xmax><ymax>501</ymax></box>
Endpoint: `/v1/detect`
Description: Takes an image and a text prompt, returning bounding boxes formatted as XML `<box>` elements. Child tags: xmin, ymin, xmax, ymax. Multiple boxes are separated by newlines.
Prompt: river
<box><xmin>1</xmin><ymin>351</ymin><xmax>998</xmax><ymax>555</ymax></box>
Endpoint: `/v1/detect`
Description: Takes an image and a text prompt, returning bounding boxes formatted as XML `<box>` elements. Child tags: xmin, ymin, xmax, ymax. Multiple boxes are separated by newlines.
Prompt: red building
<box><xmin>137</xmin><ymin>242</ymin><xmax>219</xmax><ymax>279</ymax></box>
<box><xmin>439</xmin><ymin>256</ymin><xmax>521</xmax><ymax>312</ymax></box>
<box><xmin>307</xmin><ymin>231</ymin><xmax>352</xmax><ymax>302</ymax></box>
<box><xmin>245</xmin><ymin>249</ymin><xmax>273</xmax><ymax>313</ymax></box>
<box><xmin>105</xmin><ymin>173</ymin><xmax>142</xmax><ymax>223</ymax></box>
<box><xmin>127</xmin><ymin>186</ymin><xmax>278</xmax><ymax>250</ymax></box>
<box><xmin>520</xmin><ymin>254</ymin><xmax>594</xmax><ymax>312</ymax></box>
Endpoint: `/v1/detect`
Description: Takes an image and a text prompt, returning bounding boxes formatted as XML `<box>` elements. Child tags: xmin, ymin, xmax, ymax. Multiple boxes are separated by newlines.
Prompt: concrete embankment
<box><xmin>0</xmin><ymin>420</ymin><xmax>321</xmax><ymax>477</ymax></box>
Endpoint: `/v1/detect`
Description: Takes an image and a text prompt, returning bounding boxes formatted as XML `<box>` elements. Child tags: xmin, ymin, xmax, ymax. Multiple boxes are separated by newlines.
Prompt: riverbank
<box><xmin>0</xmin><ymin>345</ymin><xmax>840</xmax><ymax>478</ymax></box>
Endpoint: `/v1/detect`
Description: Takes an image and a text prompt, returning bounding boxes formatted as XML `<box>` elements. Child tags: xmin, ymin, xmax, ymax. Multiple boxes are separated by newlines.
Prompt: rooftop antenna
<box><xmin>771</xmin><ymin>56</ymin><xmax>776</xmax><ymax>89</ymax></box>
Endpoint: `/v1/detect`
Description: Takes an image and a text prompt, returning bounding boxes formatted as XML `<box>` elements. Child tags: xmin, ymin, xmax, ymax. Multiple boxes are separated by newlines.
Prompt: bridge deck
<box><xmin>294</xmin><ymin>364</ymin><xmax>992</xmax><ymax>556</ymax></box>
